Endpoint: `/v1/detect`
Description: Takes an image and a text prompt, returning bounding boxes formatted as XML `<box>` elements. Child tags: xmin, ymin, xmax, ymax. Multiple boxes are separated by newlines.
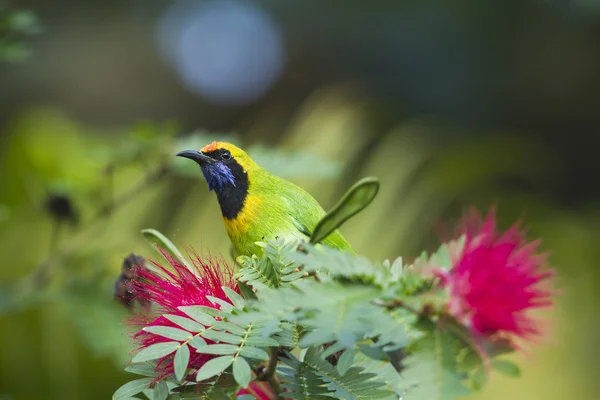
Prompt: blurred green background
<box><xmin>1</xmin><ymin>0</ymin><xmax>599</xmax><ymax>399</ymax></box>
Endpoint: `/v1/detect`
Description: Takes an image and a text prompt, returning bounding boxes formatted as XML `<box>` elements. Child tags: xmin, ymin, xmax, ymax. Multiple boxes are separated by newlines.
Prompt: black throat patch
<box><xmin>212</xmin><ymin>158</ymin><xmax>249</xmax><ymax>220</ymax></box>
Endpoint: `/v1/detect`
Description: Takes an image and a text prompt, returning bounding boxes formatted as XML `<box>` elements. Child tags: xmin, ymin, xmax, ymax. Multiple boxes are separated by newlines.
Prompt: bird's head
<box><xmin>176</xmin><ymin>141</ymin><xmax>255</xmax><ymax>193</ymax></box>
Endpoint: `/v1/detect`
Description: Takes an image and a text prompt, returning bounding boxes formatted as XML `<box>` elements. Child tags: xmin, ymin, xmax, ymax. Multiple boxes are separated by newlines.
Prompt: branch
<box><xmin>259</xmin><ymin>348</ymin><xmax>282</xmax><ymax>397</ymax></box>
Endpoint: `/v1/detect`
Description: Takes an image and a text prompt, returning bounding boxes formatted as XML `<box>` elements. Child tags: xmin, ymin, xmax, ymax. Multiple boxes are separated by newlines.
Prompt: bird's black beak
<box><xmin>176</xmin><ymin>150</ymin><xmax>214</xmax><ymax>165</ymax></box>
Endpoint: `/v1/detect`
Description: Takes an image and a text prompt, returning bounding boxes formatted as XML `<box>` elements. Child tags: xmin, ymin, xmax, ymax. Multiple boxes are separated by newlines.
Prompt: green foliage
<box><xmin>132</xmin><ymin>342</ymin><xmax>180</xmax><ymax>363</ymax></box>
<box><xmin>353</xmin><ymin>352</ymin><xmax>403</xmax><ymax>397</ymax></box>
<box><xmin>174</xmin><ymin>344</ymin><xmax>190</xmax><ymax>381</ymax></box>
<box><xmin>172</xmin><ymin>374</ymin><xmax>240</xmax><ymax>399</ymax></box>
<box><xmin>113</xmin><ymin>378</ymin><xmax>154</xmax><ymax>400</ymax></box>
<box><xmin>196</xmin><ymin>356</ymin><xmax>234</xmax><ymax>381</ymax></box>
<box><xmin>235</xmin><ymin>238</ymin><xmax>305</xmax><ymax>290</ymax></box>
<box><xmin>279</xmin><ymin>347</ymin><xmax>395</xmax><ymax>399</ymax></box>
<box><xmin>401</xmin><ymin>329</ymin><xmax>471</xmax><ymax>400</ymax></box>
<box><xmin>232</xmin><ymin>356</ymin><xmax>252</xmax><ymax>388</ymax></box>
<box><xmin>256</xmin><ymin>241</ymin><xmax>422</xmax><ymax>349</ymax></box>
<box><xmin>284</xmin><ymin>243</ymin><xmax>403</xmax><ymax>289</ymax></box>
<box><xmin>0</xmin><ymin>6</ymin><xmax>41</xmax><ymax>62</ymax></box>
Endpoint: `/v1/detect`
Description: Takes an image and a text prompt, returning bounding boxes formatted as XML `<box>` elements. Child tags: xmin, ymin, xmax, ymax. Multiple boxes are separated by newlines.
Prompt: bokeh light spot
<box><xmin>157</xmin><ymin>0</ymin><xmax>285</xmax><ymax>106</ymax></box>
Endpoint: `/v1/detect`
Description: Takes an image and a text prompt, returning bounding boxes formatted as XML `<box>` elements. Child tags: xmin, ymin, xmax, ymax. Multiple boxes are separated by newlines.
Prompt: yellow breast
<box><xmin>223</xmin><ymin>194</ymin><xmax>263</xmax><ymax>238</ymax></box>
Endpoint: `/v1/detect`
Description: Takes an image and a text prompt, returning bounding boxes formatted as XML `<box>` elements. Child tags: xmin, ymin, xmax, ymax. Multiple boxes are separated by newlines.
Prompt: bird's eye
<box><xmin>221</xmin><ymin>150</ymin><xmax>232</xmax><ymax>161</ymax></box>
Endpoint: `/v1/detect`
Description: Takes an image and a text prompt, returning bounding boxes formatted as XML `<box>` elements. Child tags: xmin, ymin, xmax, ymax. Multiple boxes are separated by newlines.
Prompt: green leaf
<box><xmin>356</xmin><ymin>344</ymin><xmax>388</xmax><ymax>361</ymax></box>
<box><xmin>389</xmin><ymin>257</ymin><xmax>403</xmax><ymax>282</ymax></box>
<box><xmin>141</xmin><ymin>229</ymin><xmax>193</xmax><ymax>271</ymax></box>
<box><xmin>243</xmin><ymin>336</ymin><xmax>279</xmax><ymax>347</ymax></box>
<box><xmin>237</xmin><ymin>281</ymin><xmax>257</xmax><ymax>300</ymax></box>
<box><xmin>321</xmin><ymin>342</ymin><xmax>345</xmax><ymax>359</ymax></box>
<box><xmin>237</xmin><ymin>395</ymin><xmax>255</xmax><ymax>400</ymax></box>
<box><xmin>336</xmin><ymin>348</ymin><xmax>355</xmax><ymax>376</ymax></box>
<box><xmin>196</xmin><ymin>356</ymin><xmax>234</xmax><ymax>381</ymax></box>
<box><xmin>142</xmin><ymin>387</ymin><xmax>154</xmax><ymax>400</ymax></box>
<box><xmin>222</xmin><ymin>287</ymin><xmax>245</xmax><ymax>309</ymax></box>
<box><xmin>174</xmin><ymin>372</ymin><xmax>239</xmax><ymax>398</ymax></box>
<box><xmin>206</xmin><ymin>296</ymin><xmax>235</xmax><ymax>313</ymax></box>
<box><xmin>273</xmin><ymin>322</ymin><xmax>301</xmax><ymax>348</ymax></box>
<box><xmin>174</xmin><ymin>345</ymin><xmax>190</xmax><ymax>381</ymax></box>
<box><xmin>233</xmin><ymin>357</ymin><xmax>251</xmax><ymax>388</ymax></box>
<box><xmin>354</xmin><ymin>351</ymin><xmax>404</xmax><ymax>397</ymax></box>
<box><xmin>238</xmin><ymin>346</ymin><xmax>269</xmax><ymax>361</ymax></box>
<box><xmin>471</xmin><ymin>367</ymin><xmax>486</xmax><ymax>391</ymax></box>
<box><xmin>294</xmin><ymin>283</ymin><xmax>382</xmax><ymax>348</ymax></box>
<box><xmin>401</xmin><ymin>330</ymin><xmax>471</xmax><ymax>400</ymax></box>
<box><xmin>430</xmin><ymin>244</ymin><xmax>451</xmax><ymax>270</ymax></box>
<box><xmin>214</xmin><ymin>321</ymin><xmax>247</xmax><ymax>336</ymax></box>
<box><xmin>282</xmin><ymin>271</ymin><xmax>306</xmax><ymax>282</ymax></box>
<box><xmin>201</xmin><ymin>330</ymin><xmax>243</xmax><ymax>344</ymax></box>
<box><xmin>188</xmin><ymin>336</ymin><xmax>208</xmax><ymax>349</ymax></box>
<box><xmin>310</xmin><ymin>177</ymin><xmax>379</xmax><ymax>245</ymax></box>
<box><xmin>492</xmin><ymin>359</ymin><xmax>521</xmax><ymax>377</ymax></box>
<box><xmin>196</xmin><ymin>344</ymin><xmax>239</xmax><ymax>355</ymax></box>
<box><xmin>124</xmin><ymin>364</ymin><xmax>157</xmax><ymax>377</ymax></box>
<box><xmin>163</xmin><ymin>314</ymin><xmax>205</xmax><ymax>332</ymax></box>
<box><xmin>178</xmin><ymin>306</ymin><xmax>217</xmax><ymax>326</ymax></box>
<box><xmin>153</xmin><ymin>381</ymin><xmax>169</xmax><ymax>400</ymax></box>
<box><xmin>143</xmin><ymin>326</ymin><xmax>192</xmax><ymax>341</ymax></box>
<box><xmin>113</xmin><ymin>378</ymin><xmax>153</xmax><ymax>399</ymax></box>
<box><xmin>132</xmin><ymin>342</ymin><xmax>179</xmax><ymax>363</ymax></box>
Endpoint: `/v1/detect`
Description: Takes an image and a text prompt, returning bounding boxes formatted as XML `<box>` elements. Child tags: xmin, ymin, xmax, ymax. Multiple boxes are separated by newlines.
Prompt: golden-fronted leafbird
<box><xmin>177</xmin><ymin>141</ymin><xmax>353</xmax><ymax>257</ymax></box>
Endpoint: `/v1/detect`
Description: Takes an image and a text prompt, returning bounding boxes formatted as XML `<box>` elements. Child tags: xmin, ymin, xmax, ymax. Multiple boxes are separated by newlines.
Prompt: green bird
<box><xmin>176</xmin><ymin>141</ymin><xmax>353</xmax><ymax>257</ymax></box>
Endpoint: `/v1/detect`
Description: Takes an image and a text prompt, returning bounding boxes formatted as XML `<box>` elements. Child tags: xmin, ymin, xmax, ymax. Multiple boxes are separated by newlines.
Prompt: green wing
<box><xmin>251</xmin><ymin>169</ymin><xmax>354</xmax><ymax>253</ymax></box>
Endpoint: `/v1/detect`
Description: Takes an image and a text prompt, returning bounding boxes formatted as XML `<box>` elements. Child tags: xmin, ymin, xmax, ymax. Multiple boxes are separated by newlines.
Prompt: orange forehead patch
<box><xmin>201</xmin><ymin>141</ymin><xmax>219</xmax><ymax>153</ymax></box>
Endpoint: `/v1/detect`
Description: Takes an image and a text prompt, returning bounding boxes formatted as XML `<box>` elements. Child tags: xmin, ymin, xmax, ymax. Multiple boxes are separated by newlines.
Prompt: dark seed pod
<box><xmin>44</xmin><ymin>193</ymin><xmax>79</xmax><ymax>226</ymax></box>
<box><xmin>114</xmin><ymin>253</ymin><xmax>150</xmax><ymax>310</ymax></box>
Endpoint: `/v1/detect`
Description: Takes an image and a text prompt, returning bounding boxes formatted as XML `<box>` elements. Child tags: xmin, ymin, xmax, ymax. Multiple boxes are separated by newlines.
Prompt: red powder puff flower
<box><xmin>438</xmin><ymin>209</ymin><xmax>554</xmax><ymax>345</ymax></box>
<box><xmin>129</xmin><ymin>248</ymin><xmax>239</xmax><ymax>381</ymax></box>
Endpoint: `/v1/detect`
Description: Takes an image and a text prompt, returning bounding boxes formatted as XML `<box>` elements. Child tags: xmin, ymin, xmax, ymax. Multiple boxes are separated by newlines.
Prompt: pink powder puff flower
<box><xmin>127</xmin><ymin>249</ymin><xmax>276</xmax><ymax>399</ymax></box>
<box><xmin>128</xmin><ymin>248</ymin><xmax>239</xmax><ymax>381</ymax></box>
<box><xmin>439</xmin><ymin>209</ymin><xmax>555</xmax><ymax>346</ymax></box>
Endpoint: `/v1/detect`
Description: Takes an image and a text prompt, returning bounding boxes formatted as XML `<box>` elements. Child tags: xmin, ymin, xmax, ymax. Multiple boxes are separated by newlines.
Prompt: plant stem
<box><xmin>263</xmin><ymin>348</ymin><xmax>282</xmax><ymax>397</ymax></box>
